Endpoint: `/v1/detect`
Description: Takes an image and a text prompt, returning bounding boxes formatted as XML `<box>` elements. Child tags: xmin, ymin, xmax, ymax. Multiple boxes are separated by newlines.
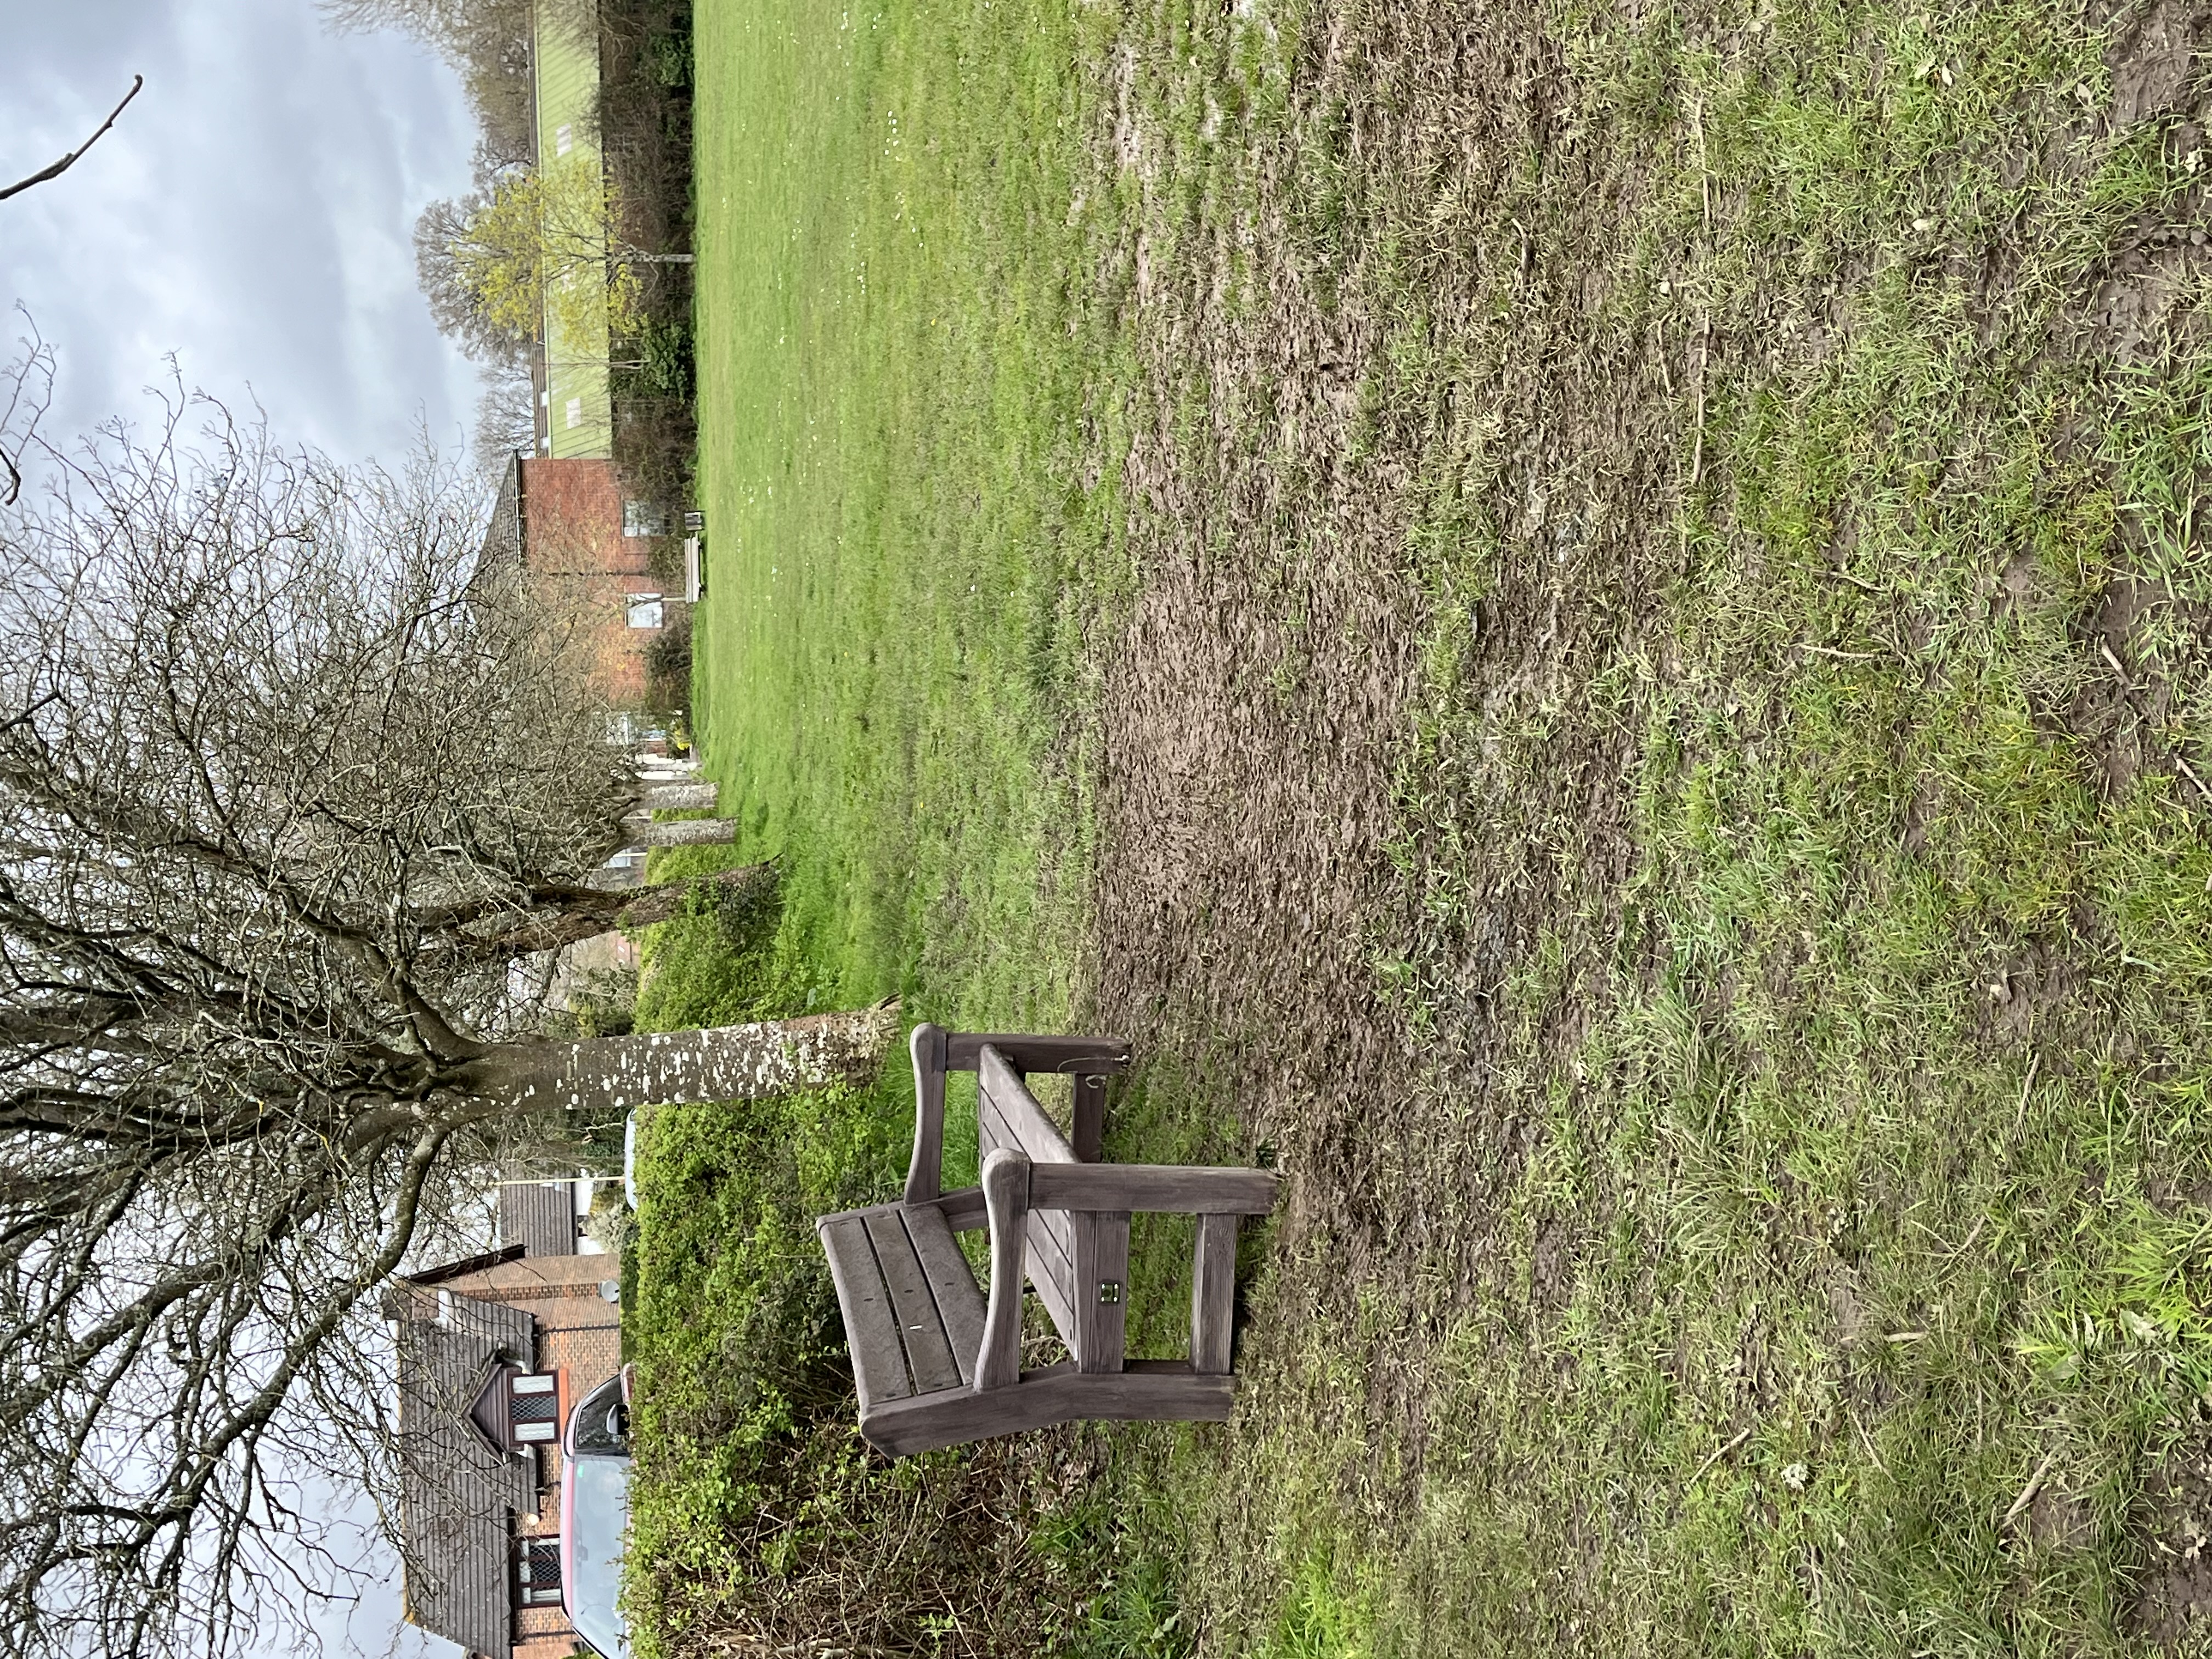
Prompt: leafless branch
<box><xmin>0</xmin><ymin>76</ymin><xmax>145</xmax><ymax>204</ymax></box>
<box><xmin>0</xmin><ymin>350</ymin><xmax>882</xmax><ymax>1658</ymax></box>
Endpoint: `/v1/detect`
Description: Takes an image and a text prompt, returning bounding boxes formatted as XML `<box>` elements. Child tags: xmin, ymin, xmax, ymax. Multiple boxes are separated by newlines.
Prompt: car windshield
<box><xmin>569</xmin><ymin>1374</ymin><xmax>629</xmax><ymax>1457</ymax></box>
<box><xmin>565</xmin><ymin>1452</ymin><xmax>630</xmax><ymax>1658</ymax></box>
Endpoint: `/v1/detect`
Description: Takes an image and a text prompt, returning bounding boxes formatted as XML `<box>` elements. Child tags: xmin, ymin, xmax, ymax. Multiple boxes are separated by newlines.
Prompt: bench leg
<box><xmin>1071</xmin><ymin>1071</ymin><xmax>1105</xmax><ymax>1163</ymax></box>
<box><xmin>1068</xmin><ymin>1071</ymin><xmax>1121</xmax><ymax>1379</ymax></box>
<box><xmin>1073</xmin><ymin>1209</ymin><xmax>1130</xmax><ymax>1373</ymax></box>
<box><xmin>1192</xmin><ymin>1212</ymin><xmax>1237</xmax><ymax>1374</ymax></box>
<box><xmin>975</xmin><ymin>1149</ymin><xmax>1030</xmax><ymax>1390</ymax></box>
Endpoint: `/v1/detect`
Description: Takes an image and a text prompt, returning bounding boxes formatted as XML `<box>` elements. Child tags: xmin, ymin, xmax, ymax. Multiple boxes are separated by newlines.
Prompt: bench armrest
<box><xmin>974</xmin><ymin>1148</ymin><xmax>1030</xmax><ymax>1390</ymax></box>
<box><xmin>930</xmin><ymin>1185</ymin><xmax>988</xmax><ymax>1231</ymax></box>
<box><xmin>903</xmin><ymin>1023</ymin><xmax>949</xmax><ymax>1204</ymax></box>
<box><xmin>1028</xmin><ymin>1163</ymin><xmax>1278</xmax><ymax>1215</ymax></box>
<box><xmin>945</xmin><ymin>1032</ymin><xmax>1131</xmax><ymax>1074</ymax></box>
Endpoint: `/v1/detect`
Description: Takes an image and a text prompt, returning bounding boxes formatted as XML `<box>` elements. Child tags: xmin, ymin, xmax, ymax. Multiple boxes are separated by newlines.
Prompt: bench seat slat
<box><xmin>818</xmin><ymin>1215</ymin><xmax>910</xmax><ymax>1408</ymax></box>
<box><xmin>901</xmin><ymin>1204</ymin><xmax>986</xmax><ymax>1387</ymax></box>
<box><xmin>862</xmin><ymin>1208</ymin><xmax>962</xmax><ymax>1395</ymax></box>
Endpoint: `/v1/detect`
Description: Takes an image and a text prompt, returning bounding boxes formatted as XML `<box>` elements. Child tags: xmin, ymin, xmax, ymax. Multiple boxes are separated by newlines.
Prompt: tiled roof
<box><xmin>474</xmin><ymin>453</ymin><xmax>524</xmax><ymax>579</ymax></box>
<box><xmin>499</xmin><ymin>1180</ymin><xmax>579</xmax><ymax>1257</ymax></box>
<box><xmin>393</xmin><ymin>1288</ymin><xmax>538</xmax><ymax>1658</ymax></box>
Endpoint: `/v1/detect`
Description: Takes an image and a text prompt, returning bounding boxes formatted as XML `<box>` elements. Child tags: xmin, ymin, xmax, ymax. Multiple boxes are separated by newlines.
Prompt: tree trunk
<box><xmin>606</xmin><ymin>860</ymin><xmax>775</xmax><ymax>930</ymax></box>
<box><xmin>642</xmin><ymin>818</ymin><xmax>735</xmax><ymax>847</ymax></box>
<box><xmin>461</xmin><ymin>861</ymin><xmax>777</xmax><ymax>958</ymax></box>
<box><xmin>460</xmin><ymin>1002</ymin><xmax>901</xmax><ymax>1112</ymax></box>
<box><xmin>639</xmin><ymin>781</ymin><xmax>716</xmax><ymax>811</ymax></box>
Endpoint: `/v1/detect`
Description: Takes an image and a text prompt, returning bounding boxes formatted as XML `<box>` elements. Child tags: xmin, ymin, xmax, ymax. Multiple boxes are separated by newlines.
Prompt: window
<box><xmin>565</xmin><ymin>397</ymin><xmax>583</xmax><ymax>430</ymax></box>
<box><xmin>517</xmin><ymin>1538</ymin><xmax>562</xmax><ymax>1606</ymax></box>
<box><xmin>625</xmin><ymin>594</ymin><xmax>664</xmax><ymax>630</ymax></box>
<box><xmin>568</xmin><ymin>1373</ymin><xmax>630</xmax><ymax>1456</ymax></box>
<box><xmin>510</xmin><ymin>1372</ymin><xmax>557</xmax><ymax>1444</ymax></box>
<box><xmin>623</xmin><ymin>500</ymin><xmax>667</xmax><ymax>538</ymax></box>
<box><xmin>554</xmin><ymin>123</ymin><xmax>573</xmax><ymax>157</ymax></box>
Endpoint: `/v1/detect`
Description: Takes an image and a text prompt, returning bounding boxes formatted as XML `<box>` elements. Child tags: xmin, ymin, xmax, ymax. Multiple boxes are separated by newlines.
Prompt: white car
<box><xmin>560</xmin><ymin>1366</ymin><xmax>633</xmax><ymax>1658</ymax></box>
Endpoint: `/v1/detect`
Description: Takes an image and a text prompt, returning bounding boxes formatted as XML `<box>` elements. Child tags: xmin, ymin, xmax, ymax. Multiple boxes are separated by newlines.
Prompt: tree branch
<box><xmin>0</xmin><ymin>76</ymin><xmax>145</xmax><ymax>204</ymax></box>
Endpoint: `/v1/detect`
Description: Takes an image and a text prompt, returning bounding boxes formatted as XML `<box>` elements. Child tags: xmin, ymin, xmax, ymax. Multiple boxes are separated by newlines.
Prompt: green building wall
<box><xmin>535</xmin><ymin>0</ymin><xmax>613</xmax><ymax>460</ymax></box>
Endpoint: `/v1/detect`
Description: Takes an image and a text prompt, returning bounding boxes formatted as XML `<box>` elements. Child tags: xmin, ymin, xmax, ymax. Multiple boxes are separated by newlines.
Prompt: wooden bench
<box><xmin>813</xmin><ymin>1024</ymin><xmax>1278</xmax><ymax>1457</ymax></box>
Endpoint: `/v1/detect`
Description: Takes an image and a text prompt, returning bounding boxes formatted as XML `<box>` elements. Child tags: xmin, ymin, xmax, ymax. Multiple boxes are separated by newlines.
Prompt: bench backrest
<box><xmin>977</xmin><ymin>1045</ymin><xmax>1127</xmax><ymax>1371</ymax></box>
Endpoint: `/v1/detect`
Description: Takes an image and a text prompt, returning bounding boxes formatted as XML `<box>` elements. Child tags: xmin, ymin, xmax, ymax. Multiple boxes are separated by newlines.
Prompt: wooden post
<box><xmin>1072</xmin><ymin>1210</ymin><xmax>1130</xmax><ymax>1373</ymax></box>
<box><xmin>1191</xmin><ymin>1212</ymin><xmax>1237</xmax><ymax>1374</ymax></box>
<box><xmin>1071</xmin><ymin>1073</ymin><xmax>1105</xmax><ymax>1164</ymax></box>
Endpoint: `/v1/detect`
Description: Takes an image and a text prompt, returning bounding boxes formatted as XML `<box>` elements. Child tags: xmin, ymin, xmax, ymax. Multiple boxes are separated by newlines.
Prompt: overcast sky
<box><xmin>4</xmin><ymin>8</ymin><xmax>483</xmax><ymax>1652</ymax></box>
<box><xmin>1</xmin><ymin>0</ymin><xmax>483</xmax><ymax>473</ymax></box>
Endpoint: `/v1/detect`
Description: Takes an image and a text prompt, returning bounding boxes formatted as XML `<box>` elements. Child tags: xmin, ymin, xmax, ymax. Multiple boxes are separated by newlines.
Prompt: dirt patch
<box><xmin>2061</xmin><ymin>574</ymin><xmax>2183</xmax><ymax>797</ymax></box>
<box><xmin>1082</xmin><ymin>139</ymin><xmax>1420</xmax><ymax>1189</ymax></box>
<box><xmin>1057</xmin><ymin>0</ymin><xmax>2212</xmax><ymax>1638</ymax></box>
<box><xmin>1992</xmin><ymin>550</ymin><xmax>2046</xmax><ymax>624</ymax></box>
<box><xmin>2084</xmin><ymin>235</ymin><xmax>2211</xmax><ymax>361</ymax></box>
<box><xmin>1976</xmin><ymin>935</ymin><xmax>2081</xmax><ymax>1046</ymax></box>
<box><xmin>2025</xmin><ymin>1482</ymin><xmax>2096</xmax><ymax>1550</ymax></box>
<box><xmin>2109</xmin><ymin>0</ymin><xmax>2204</xmax><ymax>128</ymax></box>
<box><xmin>2133</xmin><ymin>1446</ymin><xmax>2212</xmax><ymax>1642</ymax></box>
<box><xmin>1530</xmin><ymin>1217</ymin><xmax>1574</xmax><ymax>1308</ymax></box>
<box><xmin>1077</xmin><ymin>0</ymin><xmax>1686</xmax><ymax>1502</ymax></box>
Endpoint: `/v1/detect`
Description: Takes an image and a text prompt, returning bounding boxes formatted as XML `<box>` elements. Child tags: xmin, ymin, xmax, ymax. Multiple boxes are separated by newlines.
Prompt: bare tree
<box><xmin>0</xmin><ymin>79</ymin><xmax>142</xmax><ymax>510</ymax></box>
<box><xmin>0</xmin><ymin>371</ymin><xmax>896</xmax><ymax>1658</ymax></box>
<box><xmin>470</xmin><ymin>363</ymin><xmax>538</xmax><ymax>484</ymax></box>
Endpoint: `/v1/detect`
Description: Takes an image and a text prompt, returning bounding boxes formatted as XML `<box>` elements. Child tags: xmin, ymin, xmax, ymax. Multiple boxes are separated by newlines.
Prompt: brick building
<box><xmin>389</xmin><ymin>1181</ymin><xmax>623</xmax><ymax>1659</ymax></box>
<box><xmin>483</xmin><ymin>453</ymin><xmax>677</xmax><ymax>711</ymax></box>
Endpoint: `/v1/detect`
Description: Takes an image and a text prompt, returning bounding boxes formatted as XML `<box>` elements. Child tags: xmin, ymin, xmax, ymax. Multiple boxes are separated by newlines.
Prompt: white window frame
<box><xmin>509</xmin><ymin>1370</ymin><xmax>559</xmax><ymax>1443</ymax></box>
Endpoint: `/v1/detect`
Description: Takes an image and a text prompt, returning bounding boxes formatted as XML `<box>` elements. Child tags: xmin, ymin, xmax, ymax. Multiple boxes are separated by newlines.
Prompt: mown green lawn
<box><xmin>681</xmin><ymin>0</ymin><xmax>1139</xmax><ymax>1024</ymax></box>
<box><xmin>629</xmin><ymin>0</ymin><xmax>2212</xmax><ymax>1654</ymax></box>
